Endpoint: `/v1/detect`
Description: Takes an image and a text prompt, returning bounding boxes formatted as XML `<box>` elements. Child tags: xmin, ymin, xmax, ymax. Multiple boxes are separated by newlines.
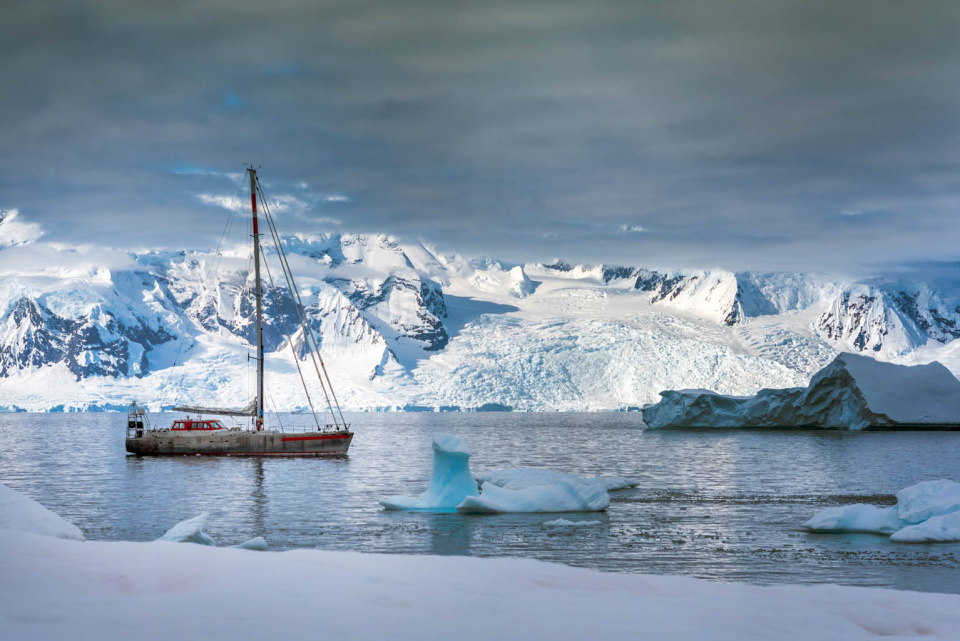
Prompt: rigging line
<box><xmin>260</xmin><ymin>243</ymin><xmax>323</xmax><ymax>431</ymax></box>
<box><xmin>257</xmin><ymin>176</ymin><xmax>348</xmax><ymax>428</ymax></box>
<box><xmin>255</xmin><ymin>181</ymin><xmax>342</xmax><ymax>428</ymax></box>
<box><xmin>257</xmin><ymin>188</ymin><xmax>338</xmax><ymax>429</ymax></box>
<box><xmin>269</xmin><ymin>395</ymin><xmax>285</xmax><ymax>433</ymax></box>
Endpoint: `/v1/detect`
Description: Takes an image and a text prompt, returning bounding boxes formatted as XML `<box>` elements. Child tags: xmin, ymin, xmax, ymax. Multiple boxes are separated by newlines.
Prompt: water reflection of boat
<box><xmin>125</xmin><ymin>166</ymin><xmax>353</xmax><ymax>456</ymax></box>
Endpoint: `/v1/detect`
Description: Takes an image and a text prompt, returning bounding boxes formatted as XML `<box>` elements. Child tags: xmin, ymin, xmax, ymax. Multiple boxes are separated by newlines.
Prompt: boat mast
<box><xmin>249</xmin><ymin>167</ymin><xmax>265</xmax><ymax>431</ymax></box>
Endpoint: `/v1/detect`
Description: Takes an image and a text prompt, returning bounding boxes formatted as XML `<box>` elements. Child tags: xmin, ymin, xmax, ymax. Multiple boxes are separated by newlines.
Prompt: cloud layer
<box><xmin>4</xmin><ymin>0</ymin><xmax>960</xmax><ymax>273</ymax></box>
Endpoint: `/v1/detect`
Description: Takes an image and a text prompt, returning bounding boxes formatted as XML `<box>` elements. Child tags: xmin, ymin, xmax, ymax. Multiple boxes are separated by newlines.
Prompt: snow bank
<box><xmin>643</xmin><ymin>353</ymin><xmax>960</xmax><ymax>429</ymax></box>
<box><xmin>477</xmin><ymin>468</ymin><xmax>637</xmax><ymax>492</ymax></box>
<box><xmin>458</xmin><ymin>478</ymin><xmax>610</xmax><ymax>514</ymax></box>
<box><xmin>805</xmin><ymin>480</ymin><xmax>960</xmax><ymax>543</ymax></box>
<box><xmin>3</xmin><ymin>528</ymin><xmax>960</xmax><ymax>641</ymax></box>
<box><xmin>0</xmin><ymin>483</ymin><xmax>84</xmax><ymax>541</ymax></box>
<box><xmin>543</xmin><ymin>518</ymin><xmax>602</xmax><ymax>527</ymax></box>
<box><xmin>380</xmin><ymin>435</ymin><xmax>616</xmax><ymax>513</ymax></box>
<box><xmin>379</xmin><ymin>433</ymin><xmax>479</xmax><ymax>511</ymax></box>
<box><xmin>156</xmin><ymin>512</ymin><xmax>216</xmax><ymax>545</ymax></box>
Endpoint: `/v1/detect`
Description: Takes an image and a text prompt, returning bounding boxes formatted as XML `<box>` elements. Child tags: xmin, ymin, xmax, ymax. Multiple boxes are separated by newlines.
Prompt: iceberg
<box><xmin>890</xmin><ymin>512</ymin><xmax>960</xmax><ymax>543</ymax></box>
<box><xmin>895</xmin><ymin>479</ymin><xmax>960</xmax><ymax>524</ymax></box>
<box><xmin>802</xmin><ymin>505</ymin><xmax>902</xmax><ymax>534</ymax></box>
<box><xmin>155</xmin><ymin>512</ymin><xmax>216</xmax><ymax>545</ymax></box>
<box><xmin>477</xmin><ymin>468</ymin><xmax>637</xmax><ymax>492</ymax></box>
<box><xmin>379</xmin><ymin>433</ymin><xmax>480</xmax><ymax>511</ymax></box>
<box><xmin>805</xmin><ymin>480</ymin><xmax>960</xmax><ymax>543</ymax></box>
<box><xmin>458</xmin><ymin>478</ymin><xmax>610</xmax><ymax>514</ymax></box>
<box><xmin>643</xmin><ymin>353</ymin><xmax>960</xmax><ymax>430</ymax></box>
<box><xmin>380</xmin><ymin>434</ymin><xmax>614</xmax><ymax>513</ymax></box>
<box><xmin>0</xmin><ymin>483</ymin><xmax>84</xmax><ymax>541</ymax></box>
<box><xmin>230</xmin><ymin>536</ymin><xmax>268</xmax><ymax>551</ymax></box>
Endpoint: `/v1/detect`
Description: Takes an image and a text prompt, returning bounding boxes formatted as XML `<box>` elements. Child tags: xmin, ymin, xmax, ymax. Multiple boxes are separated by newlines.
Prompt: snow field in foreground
<box><xmin>3</xmin><ymin>527</ymin><xmax>960</xmax><ymax>641</ymax></box>
<box><xmin>0</xmin><ymin>482</ymin><xmax>84</xmax><ymax>541</ymax></box>
<box><xmin>804</xmin><ymin>480</ymin><xmax>960</xmax><ymax>543</ymax></box>
<box><xmin>380</xmin><ymin>434</ymin><xmax>634</xmax><ymax>513</ymax></box>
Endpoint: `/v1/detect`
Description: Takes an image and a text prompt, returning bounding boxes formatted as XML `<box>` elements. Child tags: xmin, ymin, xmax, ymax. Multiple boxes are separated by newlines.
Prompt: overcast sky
<box><xmin>3</xmin><ymin>0</ymin><xmax>960</xmax><ymax>273</ymax></box>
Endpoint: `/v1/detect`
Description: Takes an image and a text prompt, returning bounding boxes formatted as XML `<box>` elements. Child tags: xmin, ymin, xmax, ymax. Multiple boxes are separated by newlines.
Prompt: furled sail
<box><xmin>172</xmin><ymin>399</ymin><xmax>257</xmax><ymax>417</ymax></box>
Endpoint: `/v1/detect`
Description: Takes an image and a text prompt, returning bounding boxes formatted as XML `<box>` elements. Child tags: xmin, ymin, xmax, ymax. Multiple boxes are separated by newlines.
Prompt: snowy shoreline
<box><xmin>4</xmin><ymin>483</ymin><xmax>960</xmax><ymax>640</ymax></box>
<box><xmin>4</xmin><ymin>528</ymin><xmax>960</xmax><ymax>641</ymax></box>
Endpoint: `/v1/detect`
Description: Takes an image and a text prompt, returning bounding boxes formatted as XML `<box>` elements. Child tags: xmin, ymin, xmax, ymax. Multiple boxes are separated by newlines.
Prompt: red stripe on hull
<box><xmin>281</xmin><ymin>434</ymin><xmax>352</xmax><ymax>442</ymax></box>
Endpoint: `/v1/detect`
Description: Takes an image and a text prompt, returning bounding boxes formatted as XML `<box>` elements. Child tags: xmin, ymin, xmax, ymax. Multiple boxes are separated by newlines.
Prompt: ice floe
<box><xmin>890</xmin><ymin>512</ymin><xmax>960</xmax><ymax>543</ymax></box>
<box><xmin>231</xmin><ymin>536</ymin><xmax>269</xmax><ymax>551</ymax></box>
<box><xmin>156</xmin><ymin>512</ymin><xmax>216</xmax><ymax>545</ymax></box>
<box><xmin>805</xmin><ymin>480</ymin><xmax>960</xmax><ymax>543</ymax></box>
<box><xmin>154</xmin><ymin>512</ymin><xmax>266</xmax><ymax>549</ymax></box>
<box><xmin>380</xmin><ymin>434</ymin><xmax>623</xmax><ymax>513</ymax></box>
<box><xmin>802</xmin><ymin>505</ymin><xmax>902</xmax><ymax>535</ymax></box>
<box><xmin>0</xmin><ymin>482</ymin><xmax>84</xmax><ymax>541</ymax></box>
<box><xmin>459</xmin><ymin>478</ymin><xmax>610</xmax><ymax>514</ymax></box>
<box><xmin>379</xmin><ymin>433</ymin><xmax>479</xmax><ymax>511</ymax></box>
<box><xmin>643</xmin><ymin>353</ymin><xmax>960</xmax><ymax>429</ymax></box>
<box><xmin>543</xmin><ymin>518</ymin><xmax>602</xmax><ymax>527</ymax></box>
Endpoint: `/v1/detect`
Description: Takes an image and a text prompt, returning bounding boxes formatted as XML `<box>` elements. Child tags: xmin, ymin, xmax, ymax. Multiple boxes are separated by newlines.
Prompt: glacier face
<box><xmin>1</xmin><ymin>228</ymin><xmax>959</xmax><ymax>412</ymax></box>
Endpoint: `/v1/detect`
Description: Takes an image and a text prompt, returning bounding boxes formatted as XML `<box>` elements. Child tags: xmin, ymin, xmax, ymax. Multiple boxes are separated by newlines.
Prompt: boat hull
<box><xmin>126</xmin><ymin>429</ymin><xmax>353</xmax><ymax>456</ymax></box>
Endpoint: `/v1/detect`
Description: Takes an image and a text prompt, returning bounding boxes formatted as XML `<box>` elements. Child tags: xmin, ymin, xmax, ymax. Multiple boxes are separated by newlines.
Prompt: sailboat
<box><xmin>125</xmin><ymin>166</ymin><xmax>354</xmax><ymax>456</ymax></box>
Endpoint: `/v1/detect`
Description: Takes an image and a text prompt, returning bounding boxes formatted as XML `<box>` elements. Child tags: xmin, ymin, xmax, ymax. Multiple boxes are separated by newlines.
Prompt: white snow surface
<box><xmin>643</xmin><ymin>353</ymin><xmax>960</xmax><ymax>429</ymax></box>
<box><xmin>156</xmin><ymin>512</ymin><xmax>216</xmax><ymax>545</ymax></box>
<box><xmin>0</xmin><ymin>483</ymin><xmax>84</xmax><ymax>541</ymax></box>
<box><xmin>476</xmin><ymin>468</ymin><xmax>637</xmax><ymax>492</ymax></box>
<box><xmin>3</xmin><ymin>528</ymin><xmax>960</xmax><ymax>641</ymax></box>
<box><xmin>379</xmin><ymin>433</ymin><xmax>479</xmax><ymax>511</ymax></box>
<box><xmin>804</xmin><ymin>480</ymin><xmax>960</xmax><ymax>543</ymax></box>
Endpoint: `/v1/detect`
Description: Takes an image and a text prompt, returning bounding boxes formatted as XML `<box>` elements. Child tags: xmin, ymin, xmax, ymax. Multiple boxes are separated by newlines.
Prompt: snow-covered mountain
<box><xmin>1</xmin><ymin>220</ymin><xmax>959</xmax><ymax>412</ymax></box>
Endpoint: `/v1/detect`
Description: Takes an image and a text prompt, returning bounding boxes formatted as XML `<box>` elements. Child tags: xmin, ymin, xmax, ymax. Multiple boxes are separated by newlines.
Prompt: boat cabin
<box><xmin>171</xmin><ymin>419</ymin><xmax>225</xmax><ymax>431</ymax></box>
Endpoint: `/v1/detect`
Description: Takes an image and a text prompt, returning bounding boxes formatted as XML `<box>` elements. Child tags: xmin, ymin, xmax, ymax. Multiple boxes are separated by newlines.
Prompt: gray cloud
<box><xmin>3</xmin><ymin>0</ymin><xmax>960</xmax><ymax>273</ymax></box>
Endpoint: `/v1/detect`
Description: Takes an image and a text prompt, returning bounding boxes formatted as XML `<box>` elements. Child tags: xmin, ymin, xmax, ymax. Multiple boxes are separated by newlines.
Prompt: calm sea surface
<box><xmin>1</xmin><ymin>412</ymin><xmax>958</xmax><ymax>593</ymax></box>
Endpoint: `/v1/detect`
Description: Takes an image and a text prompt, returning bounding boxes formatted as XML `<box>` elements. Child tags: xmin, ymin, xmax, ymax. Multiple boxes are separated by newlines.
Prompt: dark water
<box><xmin>1</xmin><ymin>412</ymin><xmax>958</xmax><ymax>593</ymax></box>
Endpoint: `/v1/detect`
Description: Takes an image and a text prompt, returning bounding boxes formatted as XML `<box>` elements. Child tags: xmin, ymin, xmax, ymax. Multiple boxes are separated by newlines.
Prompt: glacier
<box><xmin>3</xmin><ymin>212</ymin><xmax>960</xmax><ymax>412</ymax></box>
<box><xmin>805</xmin><ymin>480</ymin><xmax>960</xmax><ymax>543</ymax></box>
<box><xmin>642</xmin><ymin>353</ymin><xmax>960</xmax><ymax>430</ymax></box>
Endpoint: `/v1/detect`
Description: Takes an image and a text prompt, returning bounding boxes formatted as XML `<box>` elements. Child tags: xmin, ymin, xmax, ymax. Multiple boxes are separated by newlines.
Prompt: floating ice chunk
<box><xmin>890</xmin><ymin>512</ymin><xmax>960</xmax><ymax>543</ymax></box>
<box><xmin>544</xmin><ymin>518</ymin><xmax>602</xmax><ymax>527</ymax></box>
<box><xmin>803</xmin><ymin>505</ymin><xmax>903</xmax><ymax>534</ymax></box>
<box><xmin>156</xmin><ymin>513</ymin><xmax>216</xmax><ymax>545</ymax></box>
<box><xmin>0</xmin><ymin>483</ymin><xmax>84</xmax><ymax>541</ymax></box>
<box><xmin>379</xmin><ymin>433</ymin><xmax>479</xmax><ymax>512</ymax></box>
<box><xmin>230</xmin><ymin>536</ymin><xmax>268</xmax><ymax>551</ymax></box>
<box><xmin>895</xmin><ymin>480</ymin><xmax>960</xmax><ymax>524</ymax></box>
<box><xmin>477</xmin><ymin>468</ymin><xmax>637</xmax><ymax>492</ymax></box>
<box><xmin>643</xmin><ymin>353</ymin><xmax>960</xmax><ymax>429</ymax></box>
<box><xmin>457</xmin><ymin>479</ymin><xmax>610</xmax><ymax>514</ymax></box>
